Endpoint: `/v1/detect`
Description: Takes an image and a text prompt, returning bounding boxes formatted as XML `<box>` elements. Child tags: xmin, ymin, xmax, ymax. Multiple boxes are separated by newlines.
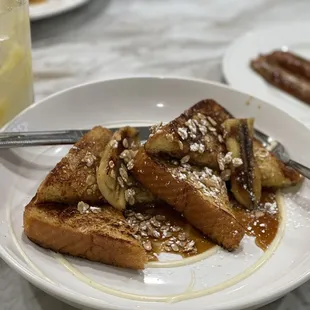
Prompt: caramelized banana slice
<box><xmin>223</xmin><ymin>119</ymin><xmax>262</xmax><ymax>210</ymax></box>
<box><xmin>97</xmin><ymin>127</ymin><xmax>141</xmax><ymax>210</ymax></box>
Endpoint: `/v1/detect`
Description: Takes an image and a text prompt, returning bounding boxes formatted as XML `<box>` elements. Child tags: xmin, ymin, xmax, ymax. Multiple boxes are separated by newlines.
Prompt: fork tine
<box><xmin>254</xmin><ymin>128</ymin><xmax>269</xmax><ymax>141</ymax></box>
<box><xmin>254</xmin><ymin>128</ymin><xmax>271</xmax><ymax>146</ymax></box>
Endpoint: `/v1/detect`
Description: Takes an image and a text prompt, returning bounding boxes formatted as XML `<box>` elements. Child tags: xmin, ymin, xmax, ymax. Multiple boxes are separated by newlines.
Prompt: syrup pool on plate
<box><xmin>125</xmin><ymin>191</ymin><xmax>280</xmax><ymax>263</ymax></box>
<box><xmin>0</xmin><ymin>0</ymin><xmax>33</xmax><ymax>127</ymax></box>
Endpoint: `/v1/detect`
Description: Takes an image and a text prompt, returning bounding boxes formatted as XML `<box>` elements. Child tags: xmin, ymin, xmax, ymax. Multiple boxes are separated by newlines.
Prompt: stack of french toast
<box><xmin>23</xmin><ymin>99</ymin><xmax>302</xmax><ymax>270</ymax></box>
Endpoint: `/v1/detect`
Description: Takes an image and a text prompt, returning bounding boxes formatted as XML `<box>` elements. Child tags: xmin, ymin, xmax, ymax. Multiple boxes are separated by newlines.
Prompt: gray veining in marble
<box><xmin>2</xmin><ymin>0</ymin><xmax>310</xmax><ymax>309</ymax></box>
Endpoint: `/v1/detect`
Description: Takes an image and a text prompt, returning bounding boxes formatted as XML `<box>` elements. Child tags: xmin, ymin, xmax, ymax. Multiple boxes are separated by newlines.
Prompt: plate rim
<box><xmin>29</xmin><ymin>0</ymin><xmax>92</xmax><ymax>21</ymax></box>
<box><xmin>1</xmin><ymin>75</ymin><xmax>310</xmax><ymax>310</ymax></box>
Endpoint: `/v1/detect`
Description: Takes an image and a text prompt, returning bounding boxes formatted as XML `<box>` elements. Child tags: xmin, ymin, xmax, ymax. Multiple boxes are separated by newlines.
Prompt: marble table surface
<box><xmin>2</xmin><ymin>0</ymin><xmax>310</xmax><ymax>309</ymax></box>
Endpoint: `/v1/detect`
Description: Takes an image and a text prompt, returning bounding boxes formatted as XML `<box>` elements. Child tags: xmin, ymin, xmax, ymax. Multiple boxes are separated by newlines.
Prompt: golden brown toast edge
<box><xmin>23</xmin><ymin>198</ymin><xmax>147</xmax><ymax>270</ymax></box>
<box><xmin>132</xmin><ymin>148</ymin><xmax>245</xmax><ymax>251</ymax></box>
<box><xmin>36</xmin><ymin>126</ymin><xmax>112</xmax><ymax>205</ymax></box>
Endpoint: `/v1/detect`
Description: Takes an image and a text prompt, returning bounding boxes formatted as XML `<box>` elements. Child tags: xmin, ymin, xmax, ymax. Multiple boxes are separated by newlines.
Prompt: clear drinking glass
<box><xmin>0</xmin><ymin>0</ymin><xmax>33</xmax><ymax>127</ymax></box>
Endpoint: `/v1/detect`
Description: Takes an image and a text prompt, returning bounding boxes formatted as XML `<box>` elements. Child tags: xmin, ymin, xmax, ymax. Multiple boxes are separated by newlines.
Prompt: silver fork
<box><xmin>0</xmin><ymin>126</ymin><xmax>309</xmax><ymax>179</ymax></box>
<box><xmin>254</xmin><ymin>129</ymin><xmax>310</xmax><ymax>179</ymax></box>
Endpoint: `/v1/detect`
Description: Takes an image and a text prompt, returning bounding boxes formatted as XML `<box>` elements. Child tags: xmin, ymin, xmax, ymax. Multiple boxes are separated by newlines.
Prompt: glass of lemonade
<box><xmin>0</xmin><ymin>0</ymin><xmax>33</xmax><ymax>127</ymax></box>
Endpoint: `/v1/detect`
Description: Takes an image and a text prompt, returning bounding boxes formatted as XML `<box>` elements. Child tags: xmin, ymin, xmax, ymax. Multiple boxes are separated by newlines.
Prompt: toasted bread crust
<box><xmin>132</xmin><ymin>148</ymin><xmax>245</xmax><ymax>250</ymax></box>
<box><xmin>36</xmin><ymin>126</ymin><xmax>112</xmax><ymax>205</ymax></box>
<box><xmin>23</xmin><ymin>199</ymin><xmax>147</xmax><ymax>269</ymax></box>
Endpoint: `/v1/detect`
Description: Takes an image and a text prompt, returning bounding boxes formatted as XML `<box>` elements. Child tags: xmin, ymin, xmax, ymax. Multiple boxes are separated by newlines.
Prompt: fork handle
<box><xmin>287</xmin><ymin>160</ymin><xmax>310</xmax><ymax>180</ymax></box>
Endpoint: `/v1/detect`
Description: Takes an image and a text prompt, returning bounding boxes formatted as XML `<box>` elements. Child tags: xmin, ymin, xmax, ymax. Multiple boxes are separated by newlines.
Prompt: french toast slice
<box><xmin>24</xmin><ymin>198</ymin><xmax>147</xmax><ymax>270</ymax></box>
<box><xmin>146</xmin><ymin>99</ymin><xmax>302</xmax><ymax>188</ymax></box>
<box><xmin>131</xmin><ymin>148</ymin><xmax>245</xmax><ymax>251</ymax></box>
<box><xmin>145</xmin><ymin>99</ymin><xmax>230</xmax><ymax>169</ymax></box>
<box><xmin>35</xmin><ymin>126</ymin><xmax>112</xmax><ymax>205</ymax></box>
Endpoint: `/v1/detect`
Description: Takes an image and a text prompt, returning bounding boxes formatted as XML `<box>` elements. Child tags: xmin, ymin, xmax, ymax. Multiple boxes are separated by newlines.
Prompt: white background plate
<box><xmin>29</xmin><ymin>0</ymin><xmax>91</xmax><ymax>21</ymax></box>
<box><xmin>223</xmin><ymin>22</ymin><xmax>310</xmax><ymax>128</ymax></box>
<box><xmin>1</xmin><ymin>77</ymin><xmax>310</xmax><ymax>310</ymax></box>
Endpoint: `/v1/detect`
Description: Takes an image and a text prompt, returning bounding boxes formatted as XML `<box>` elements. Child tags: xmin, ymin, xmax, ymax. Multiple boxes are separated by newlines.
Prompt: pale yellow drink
<box><xmin>0</xmin><ymin>0</ymin><xmax>33</xmax><ymax>127</ymax></box>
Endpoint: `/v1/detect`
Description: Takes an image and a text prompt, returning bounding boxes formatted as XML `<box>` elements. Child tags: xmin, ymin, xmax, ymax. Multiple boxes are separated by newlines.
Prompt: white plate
<box><xmin>223</xmin><ymin>22</ymin><xmax>310</xmax><ymax>128</ymax></box>
<box><xmin>1</xmin><ymin>77</ymin><xmax>310</xmax><ymax>310</ymax></box>
<box><xmin>29</xmin><ymin>0</ymin><xmax>91</xmax><ymax>21</ymax></box>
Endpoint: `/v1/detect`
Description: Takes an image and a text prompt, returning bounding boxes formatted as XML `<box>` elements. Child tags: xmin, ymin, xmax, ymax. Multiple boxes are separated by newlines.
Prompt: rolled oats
<box><xmin>171</xmin><ymin>160</ymin><xmax>179</xmax><ymax>166</ymax></box>
<box><xmin>120</xmin><ymin>149</ymin><xmax>130</xmax><ymax>160</ymax></box>
<box><xmin>223</xmin><ymin>152</ymin><xmax>233</xmax><ymax>165</ymax></box>
<box><xmin>208</xmin><ymin>126</ymin><xmax>216</xmax><ymax>132</ymax></box>
<box><xmin>177</xmin><ymin>127</ymin><xmax>188</xmax><ymax>140</ymax></box>
<box><xmin>110</xmin><ymin>140</ymin><xmax>118</xmax><ymax>149</ymax></box>
<box><xmin>172</xmin><ymin>226</ymin><xmax>181</xmax><ymax>232</ymax></box>
<box><xmin>122</xmin><ymin>138</ymin><xmax>129</xmax><ymax>148</ymax></box>
<box><xmin>127</xmin><ymin>159</ymin><xmax>134</xmax><ymax>170</ymax></box>
<box><xmin>185</xmin><ymin>119</ymin><xmax>197</xmax><ymax>134</ymax></box>
<box><xmin>232</xmin><ymin>157</ymin><xmax>243</xmax><ymax>167</ymax></box>
<box><xmin>131</xmin><ymin>224</ymin><xmax>139</xmax><ymax>234</ymax></box>
<box><xmin>207</xmin><ymin>116</ymin><xmax>217</xmax><ymax>126</ymax></box>
<box><xmin>190</xmin><ymin>143</ymin><xmax>199</xmax><ymax>152</ymax></box>
<box><xmin>198</xmin><ymin>125</ymin><xmax>207</xmax><ymax>135</ymax></box>
<box><xmin>134</xmin><ymin>212</ymin><xmax>144</xmax><ymax>221</ymax></box>
<box><xmin>125</xmin><ymin>189</ymin><xmax>136</xmax><ymax>205</ymax></box>
<box><xmin>197</xmin><ymin>113</ymin><xmax>206</xmax><ymax>120</ymax></box>
<box><xmin>82</xmin><ymin>152</ymin><xmax>96</xmax><ymax>167</ymax></box>
<box><xmin>178</xmin><ymin>140</ymin><xmax>184</xmax><ymax>150</ymax></box>
<box><xmin>140</xmin><ymin>231</ymin><xmax>148</xmax><ymax>237</ymax></box>
<box><xmin>198</xmin><ymin>144</ymin><xmax>205</xmax><ymax>153</ymax></box>
<box><xmin>152</xmin><ymin>230</ymin><xmax>161</xmax><ymax>238</ymax></box>
<box><xmin>77</xmin><ymin>201</ymin><xmax>90</xmax><ymax>214</ymax></box>
<box><xmin>220</xmin><ymin>169</ymin><xmax>231</xmax><ymax>181</ymax></box>
<box><xmin>119</xmin><ymin>166</ymin><xmax>129</xmax><ymax>183</ymax></box>
<box><xmin>171</xmin><ymin>244</ymin><xmax>179</xmax><ymax>252</ymax></box>
<box><xmin>117</xmin><ymin>176</ymin><xmax>125</xmax><ymax>188</ymax></box>
<box><xmin>134</xmin><ymin>234</ymin><xmax>141</xmax><ymax>240</ymax></box>
<box><xmin>164</xmin><ymin>245</ymin><xmax>171</xmax><ymax>252</ymax></box>
<box><xmin>176</xmin><ymin>240</ymin><xmax>186</xmax><ymax>247</ymax></box>
<box><xmin>178</xmin><ymin>232</ymin><xmax>186</xmax><ymax>241</ymax></box>
<box><xmin>143</xmin><ymin>240</ymin><xmax>152</xmax><ymax>251</ymax></box>
<box><xmin>150</xmin><ymin>217</ymin><xmax>161</xmax><ymax>228</ymax></box>
<box><xmin>140</xmin><ymin>221</ymin><xmax>147</xmax><ymax>230</ymax></box>
<box><xmin>155</xmin><ymin>215</ymin><xmax>166</xmax><ymax>221</ymax></box>
<box><xmin>150</xmin><ymin>122</ymin><xmax>163</xmax><ymax>135</ymax></box>
<box><xmin>217</xmin><ymin>153</ymin><xmax>225</xmax><ymax>171</ymax></box>
<box><xmin>181</xmin><ymin>155</ymin><xmax>190</xmax><ymax>164</ymax></box>
<box><xmin>162</xmin><ymin>231</ymin><xmax>172</xmax><ymax>238</ymax></box>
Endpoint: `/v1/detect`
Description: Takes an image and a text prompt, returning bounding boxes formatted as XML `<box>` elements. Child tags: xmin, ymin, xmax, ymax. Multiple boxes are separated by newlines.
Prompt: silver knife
<box><xmin>0</xmin><ymin>127</ymin><xmax>151</xmax><ymax>148</ymax></box>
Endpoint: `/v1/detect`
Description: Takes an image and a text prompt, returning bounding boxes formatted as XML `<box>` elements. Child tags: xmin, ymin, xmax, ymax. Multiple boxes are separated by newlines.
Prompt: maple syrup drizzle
<box><xmin>126</xmin><ymin>190</ymin><xmax>280</xmax><ymax>261</ymax></box>
<box><xmin>126</xmin><ymin>203</ymin><xmax>215</xmax><ymax>262</ymax></box>
<box><xmin>232</xmin><ymin>190</ymin><xmax>280</xmax><ymax>251</ymax></box>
